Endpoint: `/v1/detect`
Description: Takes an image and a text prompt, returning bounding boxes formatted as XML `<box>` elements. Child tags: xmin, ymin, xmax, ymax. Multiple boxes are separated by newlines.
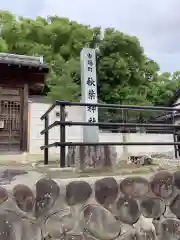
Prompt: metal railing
<box><xmin>40</xmin><ymin>101</ymin><xmax>180</xmax><ymax>167</ymax></box>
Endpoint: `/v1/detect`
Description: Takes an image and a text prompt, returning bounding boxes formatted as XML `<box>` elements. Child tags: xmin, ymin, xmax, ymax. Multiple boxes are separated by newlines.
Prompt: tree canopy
<box><xmin>0</xmin><ymin>10</ymin><xmax>179</xmax><ymax>110</ymax></box>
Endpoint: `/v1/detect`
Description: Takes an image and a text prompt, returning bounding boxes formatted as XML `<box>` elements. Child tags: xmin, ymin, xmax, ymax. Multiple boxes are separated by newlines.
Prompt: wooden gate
<box><xmin>0</xmin><ymin>88</ymin><xmax>22</xmax><ymax>152</ymax></box>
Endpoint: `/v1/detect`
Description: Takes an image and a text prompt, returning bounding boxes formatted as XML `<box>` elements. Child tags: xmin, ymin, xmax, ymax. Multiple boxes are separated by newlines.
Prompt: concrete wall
<box><xmin>28</xmin><ymin>96</ymin><xmax>174</xmax><ymax>157</ymax></box>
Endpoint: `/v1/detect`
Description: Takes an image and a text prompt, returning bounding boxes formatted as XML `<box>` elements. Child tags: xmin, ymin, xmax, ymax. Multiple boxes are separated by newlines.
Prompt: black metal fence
<box><xmin>40</xmin><ymin>101</ymin><xmax>180</xmax><ymax>167</ymax></box>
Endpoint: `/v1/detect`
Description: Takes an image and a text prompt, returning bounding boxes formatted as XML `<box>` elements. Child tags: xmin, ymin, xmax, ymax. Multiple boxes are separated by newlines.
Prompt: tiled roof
<box><xmin>0</xmin><ymin>53</ymin><xmax>49</xmax><ymax>72</ymax></box>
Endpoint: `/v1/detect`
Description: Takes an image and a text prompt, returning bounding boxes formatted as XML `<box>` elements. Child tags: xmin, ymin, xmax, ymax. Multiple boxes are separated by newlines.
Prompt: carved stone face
<box><xmin>45</xmin><ymin>208</ymin><xmax>74</xmax><ymax>239</ymax></box>
<box><xmin>81</xmin><ymin>204</ymin><xmax>121</xmax><ymax>240</ymax></box>
<box><xmin>95</xmin><ymin>177</ymin><xmax>118</xmax><ymax>207</ymax></box>
<box><xmin>161</xmin><ymin>219</ymin><xmax>180</xmax><ymax>240</ymax></box>
<box><xmin>140</xmin><ymin>197</ymin><xmax>166</xmax><ymax>218</ymax></box>
<box><xmin>66</xmin><ymin>181</ymin><xmax>92</xmax><ymax>205</ymax></box>
<box><xmin>120</xmin><ymin>177</ymin><xmax>150</xmax><ymax>198</ymax></box>
<box><xmin>35</xmin><ymin>178</ymin><xmax>60</xmax><ymax>217</ymax></box>
<box><xmin>13</xmin><ymin>184</ymin><xmax>34</xmax><ymax>213</ymax></box>
<box><xmin>115</xmin><ymin>196</ymin><xmax>140</xmax><ymax>225</ymax></box>
<box><xmin>150</xmin><ymin>171</ymin><xmax>174</xmax><ymax>199</ymax></box>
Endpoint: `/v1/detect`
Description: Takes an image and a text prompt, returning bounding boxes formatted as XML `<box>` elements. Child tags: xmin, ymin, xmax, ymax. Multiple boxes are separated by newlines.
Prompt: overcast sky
<box><xmin>0</xmin><ymin>0</ymin><xmax>179</xmax><ymax>72</ymax></box>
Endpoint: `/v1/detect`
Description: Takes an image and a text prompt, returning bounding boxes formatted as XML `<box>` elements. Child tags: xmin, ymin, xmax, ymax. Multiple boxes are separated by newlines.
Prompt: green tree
<box><xmin>0</xmin><ymin>10</ymin><xmax>179</xmax><ymax>113</ymax></box>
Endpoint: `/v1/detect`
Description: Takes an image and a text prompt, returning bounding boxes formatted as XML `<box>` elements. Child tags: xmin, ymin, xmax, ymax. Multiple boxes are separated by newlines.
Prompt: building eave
<box><xmin>0</xmin><ymin>53</ymin><xmax>49</xmax><ymax>73</ymax></box>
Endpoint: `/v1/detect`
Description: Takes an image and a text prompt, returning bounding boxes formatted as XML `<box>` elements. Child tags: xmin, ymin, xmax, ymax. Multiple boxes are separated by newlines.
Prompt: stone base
<box><xmin>67</xmin><ymin>145</ymin><xmax>117</xmax><ymax>169</ymax></box>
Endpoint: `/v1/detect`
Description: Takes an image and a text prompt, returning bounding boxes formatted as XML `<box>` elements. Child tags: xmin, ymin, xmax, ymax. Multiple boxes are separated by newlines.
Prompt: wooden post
<box><xmin>60</xmin><ymin>104</ymin><xmax>66</xmax><ymax>167</ymax></box>
<box><xmin>172</xmin><ymin>112</ymin><xmax>178</xmax><ymax>159</ymax></box>
<box><xmin>44</xmin><ymin>115</ymin><xmax>49</xmax><ymax>165</ymax></box>
<box><xmin>20</xmin><ymin>88</ymin><xmax>24</xmax><ymax>151</ymax></box>
<box><xmin>22</xmin><ymin>84</ymin><xmax>28</xmax><ymax>152</ymax></box>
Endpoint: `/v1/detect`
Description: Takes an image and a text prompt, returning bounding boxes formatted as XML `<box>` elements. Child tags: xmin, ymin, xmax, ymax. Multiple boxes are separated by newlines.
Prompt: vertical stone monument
<box><xmin>80</xmin><ymin>48</ymin><xmax>99</xmax><ymax>143</ymax></box>
<box><xmin>67</xmin><ymin>48</ymin><xmax>117</xmax><ymax>170</ymax></box>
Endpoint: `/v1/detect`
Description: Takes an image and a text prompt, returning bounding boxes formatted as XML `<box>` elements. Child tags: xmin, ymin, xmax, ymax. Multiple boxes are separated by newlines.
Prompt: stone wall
<box><xmin>0</xmin><ymin>170</ymin><xmax>180</xmax><ymax>239</ymax></box>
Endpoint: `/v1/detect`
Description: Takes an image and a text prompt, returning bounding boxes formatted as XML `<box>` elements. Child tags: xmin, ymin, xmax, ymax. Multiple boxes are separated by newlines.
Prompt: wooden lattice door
<box><xmin>0</xmin><ymin>88</ymin><xmax>22</xmax><ymax>152</ymax></box>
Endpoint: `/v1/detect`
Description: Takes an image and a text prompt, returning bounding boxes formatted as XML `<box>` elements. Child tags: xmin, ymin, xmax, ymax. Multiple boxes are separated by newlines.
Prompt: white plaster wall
<box><xmin>29</xmin><ymin>97</ymin><xmax>51</xmax><ymax>154</ymax></box>
<box><xmin>99</xmin><ymin>132</ymin><xmax>174</xmax><ymax>158</ymax></box>
<box><xmin>29</xmin><ymin>96</ymin><xmax>174</xmax><ymax>158</ymax></box>
<box><xmin>29</xmin><ymin>96</ymin><xmax>84</xmax><ymax>154</ymax></box>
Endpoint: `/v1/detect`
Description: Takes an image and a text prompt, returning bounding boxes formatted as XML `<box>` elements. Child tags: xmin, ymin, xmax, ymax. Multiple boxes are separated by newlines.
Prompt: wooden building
<box><xmin>0</xmin><ymin>53</ymin><xmax>49</xmax><ymax>153</ymax></box>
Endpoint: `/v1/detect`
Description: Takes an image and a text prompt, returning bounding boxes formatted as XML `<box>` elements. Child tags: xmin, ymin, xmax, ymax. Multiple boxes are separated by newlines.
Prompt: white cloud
<box><xmin>0</xmin><ymin>0</ymin><xmax>180</xmax><ymax>72</ymax></box>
